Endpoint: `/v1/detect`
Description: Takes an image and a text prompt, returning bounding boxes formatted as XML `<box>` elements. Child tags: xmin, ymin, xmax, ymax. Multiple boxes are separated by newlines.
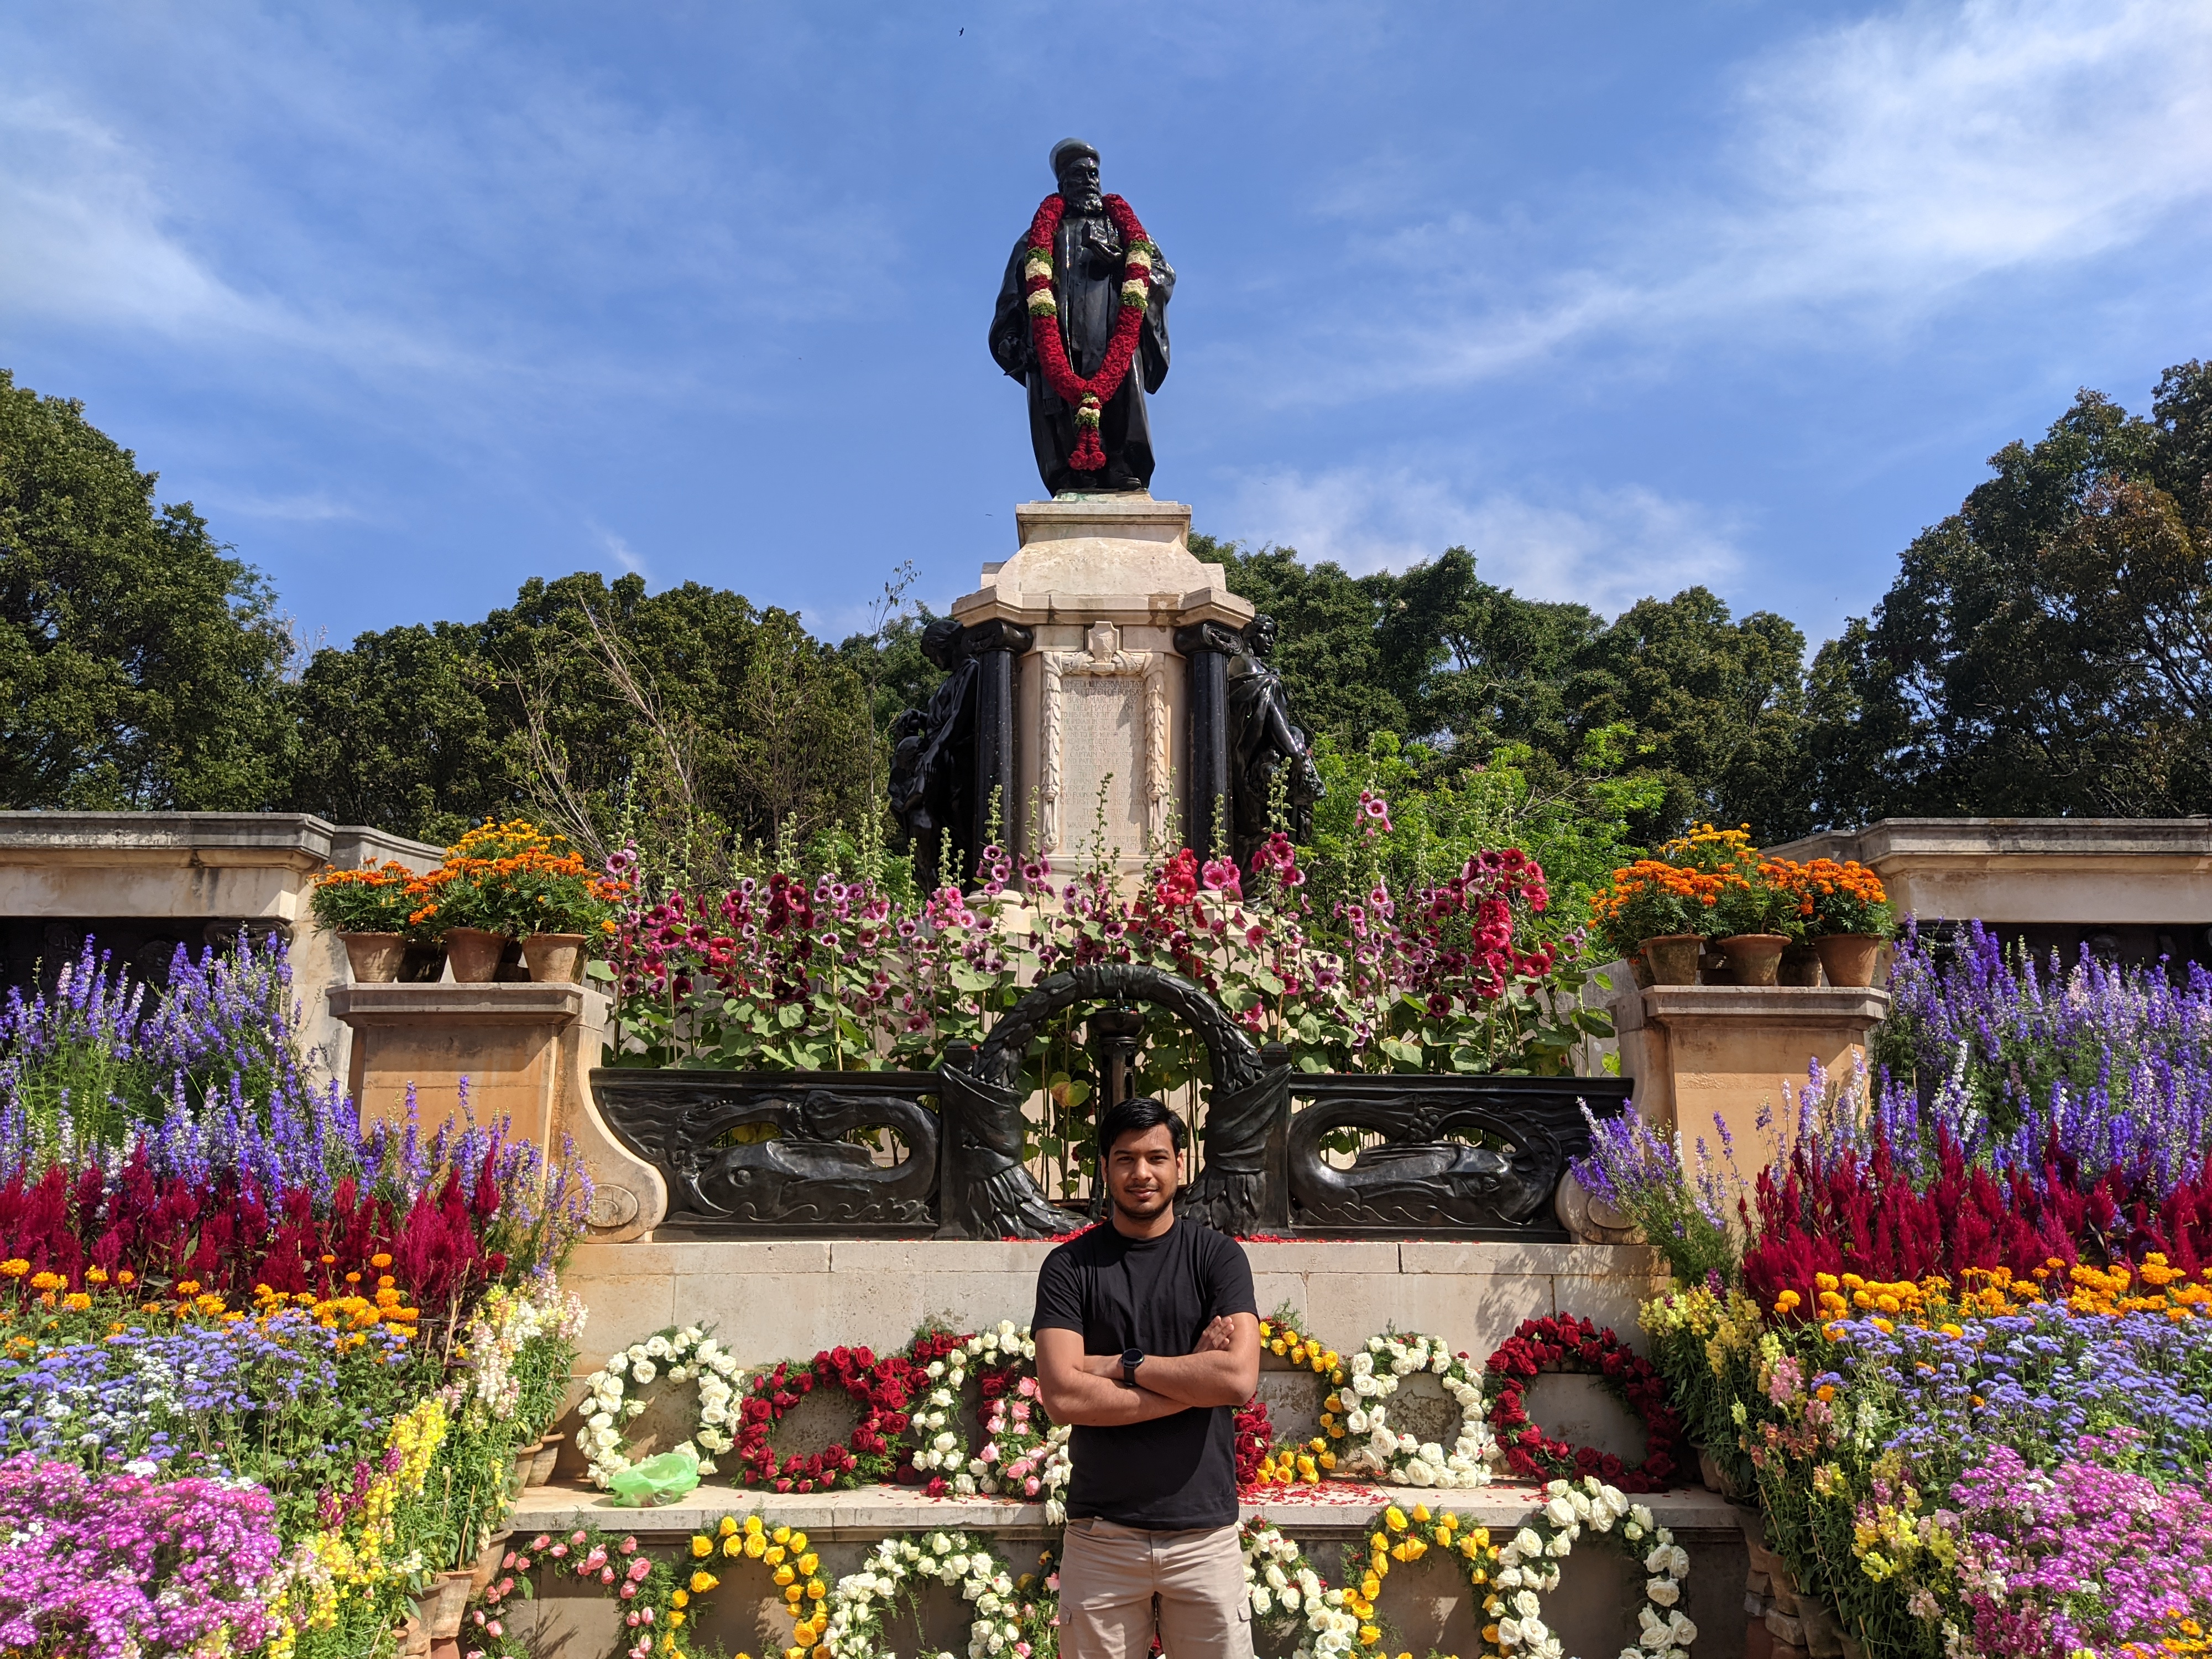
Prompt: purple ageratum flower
<box><xmin>0</xmin><ymin>1455</ymin><xmax>286</xmax><ymax>1653</ymax></box>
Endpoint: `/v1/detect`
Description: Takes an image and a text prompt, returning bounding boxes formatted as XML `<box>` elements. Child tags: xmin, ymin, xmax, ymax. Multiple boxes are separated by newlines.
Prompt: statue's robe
<box><xmin>989</xmin><ymin>202</ymin><xmax>1173</xmax><ymax>494</ymax></box>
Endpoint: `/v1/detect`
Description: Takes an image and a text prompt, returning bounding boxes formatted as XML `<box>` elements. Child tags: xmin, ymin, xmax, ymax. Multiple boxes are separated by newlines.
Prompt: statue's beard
<box><xmin>1067</xmin><ymin>186</ymin><xmax>1103</xmax><ymax>214</ymax></box>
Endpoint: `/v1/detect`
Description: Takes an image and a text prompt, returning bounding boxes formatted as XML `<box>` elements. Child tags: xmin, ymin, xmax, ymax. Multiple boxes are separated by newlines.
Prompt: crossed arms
<box><xmin>1035</xmin><ymin>1313</ymin><xmax>1261</xmax><ymax>1427</ymax></box>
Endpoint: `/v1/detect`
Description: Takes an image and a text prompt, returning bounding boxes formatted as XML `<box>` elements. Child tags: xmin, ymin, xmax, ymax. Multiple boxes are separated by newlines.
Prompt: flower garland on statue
<box><xmin>577</xmin><ymin>1326</ymin><xmax>745</xmax><ymax>1489</ymax></box>
<box><xmin>1482</xmin><ymin>1316</ymin><xmax>1684</xmax><ymax>1493</ymax></box>
<box><xmin>1239</xmin><ymin>1518</ymin><xmax>1362</xmax><ymax>1659</ymax></box>
<box><xmin>1327</xmin><ymin>1331</ymin><xmax>1495</xmax><ymax>1488</ymax></box>
<box><xmin>1020</xmin><ymin>191</ymin><xmax>1161</xmax><ymax>473</ymax></box>
<box><xmin>737</xmin><ymin>1344</ymin><xmax>928</xmax><ymax>1493</ymax></box>
<box><xmin>818</xmin><ymin>1530</ymin><xmax>1055</xmax><ymax>1659</ymax></box>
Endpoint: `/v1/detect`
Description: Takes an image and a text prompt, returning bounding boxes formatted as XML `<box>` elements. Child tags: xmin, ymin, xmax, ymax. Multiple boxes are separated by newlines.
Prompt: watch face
<box><xmin>1121</xmin><ymin>1348</ymin><xmax>1144</xmax><ymax>1367</ymax></box>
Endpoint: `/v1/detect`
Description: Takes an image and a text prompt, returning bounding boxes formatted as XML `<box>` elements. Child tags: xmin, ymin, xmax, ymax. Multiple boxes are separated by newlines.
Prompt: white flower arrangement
<box><xmin>576</xmin><ymin>1324</ymin><xmax>744</xmax><ymax>1489</ymax></box>
<box><xmin>1334</xmin><ymin>1330</ymin><xmax>1498</xmax><ymax>1489</ymax></box>
<box><xmin>1484</xmin><ymin>1478</ymin><xmax>1697</xmax><ymax>1659</ymax></box>
<box><xmin>820</xmin><ymin>1530</ymin><xmax>1047</xmax><ymax>1659</ymax></box>
<box><xmin>947</xmin><ymin>1323</ymin><xmax>1071</xmax><ymax>1522</ymax></box>
<box><xmin>1239</xmin><ymin>1519</ymin><xmax>1360</xmax><ymax>1659</ymax></box>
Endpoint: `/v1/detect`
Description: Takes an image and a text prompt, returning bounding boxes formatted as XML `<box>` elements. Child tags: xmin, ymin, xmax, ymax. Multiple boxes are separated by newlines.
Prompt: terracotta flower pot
<box><xmin>1717</xmin><ymin>933</ymin><xmax>1790</xmax><ymax>987</ymax></box>
<box><xmin>443</xmin><ymin>927</ymin><xmax>509</xmax><ymax>984</ymax></box>
<box><xmin>396</xmin><ymin>1614</ymin><xmax>432</xmax><ymax>1658</ymax></box>
<box><xmin>1778</xmin><ymin>941</ymin><xmax>1823</xmax><ymax>987</ymax></box>
<box><xmin>1639</xmin><ymin>933</ymin><xmax>1705</xmax><ymax>985</ymax></box>
<box><xmin>1813</xmin><ymin>933</ymin><xmax>1885</xmax><ymax>988</ymax></box>
<box><xmin>399</xmin><ymin>941</ymin><xmax>446</xmax><ymax>982</ymax></box>
<box><xmin>420</xmin><ymin>1571</ymin><xmax>474</xmax><ymax>1640</ymax></box>
<box><xmin>1626</xmin><ymin>948</ymin><xmax>1656</xmax><ymax>989</ymax></box>
<box><xmin>528</xmin><ymin>1432</ymin><xmax>564</xmax><ymax>1486</ymax></box>
<box><xmin>471</xmin><ymin>1530</ymin><xmax>514</xmax><ymax>1598</ymax></box>
<box><xmin>520</xmin><ymin>932</ymin><xmax>588</xmax><ymax>984</ymax></box>
<box><xmin>338</xmin><ymin>932</ymin><xmax>409</xmax><ymax>983</ymax></box>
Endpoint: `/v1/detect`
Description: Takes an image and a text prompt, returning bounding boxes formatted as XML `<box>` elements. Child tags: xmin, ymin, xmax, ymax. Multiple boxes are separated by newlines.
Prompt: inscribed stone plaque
<box><xmin>1062</xmin><ymin>677</ymin><xmax>1142</xmax><ymax>848</ymax></box>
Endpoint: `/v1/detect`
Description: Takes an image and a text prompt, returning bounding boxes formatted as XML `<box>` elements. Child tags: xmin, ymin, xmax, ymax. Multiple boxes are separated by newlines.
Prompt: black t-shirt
<box><xmin>1031</xmin><ymin>1212</ymin><xmax>1258</xmax><ymax>1530</ymax></box>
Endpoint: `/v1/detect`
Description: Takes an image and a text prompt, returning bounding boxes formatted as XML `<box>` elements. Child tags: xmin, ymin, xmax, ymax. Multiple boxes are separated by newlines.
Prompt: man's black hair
<box><xmin>1097</xmin><ymin>1095</ymin><xmax>1186</xmax><ymax>1159</ymax></box>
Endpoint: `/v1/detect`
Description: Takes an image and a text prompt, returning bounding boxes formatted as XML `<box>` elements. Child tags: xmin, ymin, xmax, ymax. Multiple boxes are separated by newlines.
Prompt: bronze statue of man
<box><xmin>989</xmin><ymin>139</ymin><xmax>1175</xmax><ymax>495</ymax></box>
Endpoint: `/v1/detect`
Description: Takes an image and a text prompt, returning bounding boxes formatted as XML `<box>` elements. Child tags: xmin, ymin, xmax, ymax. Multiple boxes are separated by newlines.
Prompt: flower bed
<box><xmin>1578</xmin><ymin>925</ymin><xmax>2212</xmax><ymax>1658</ymax></box>
<box><xmin>0</xmin><ymin>932</ymin><xmax>590</xmax><ymax>1657</ymax></box>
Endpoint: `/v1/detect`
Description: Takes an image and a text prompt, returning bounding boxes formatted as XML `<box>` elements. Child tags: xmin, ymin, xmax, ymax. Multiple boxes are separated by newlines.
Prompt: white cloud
<box><xmin>593</xmin><ymin>525</ymin><xmax>648</xmax><ymax>578</ymax></box>
<box><xmin>1308</xmin><ymin>0</ymin><xmax>2212</xmax><ymax>396</ymax></box>
<box><xmin>212</xmin><ymin>489</ymin><xmax>364</xmax><ymax>523</ymax></box>
<box><xmin>1215</xmin><ymin>466</ymin><xmax>1746</xmax><ymax>616</ymax></box>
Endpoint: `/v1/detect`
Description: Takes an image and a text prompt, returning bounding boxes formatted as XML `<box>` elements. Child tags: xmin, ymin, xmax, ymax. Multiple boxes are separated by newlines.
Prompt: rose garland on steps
<box><xmin>1483</xmin><ymin>1314</ymin><xmax>1684</xmax><ymax>1493</ymax></box>
<box><xmin>734</xmin><ymin>1344</ymin><xmax>928</xmax><ymax>1493</ymax></box>
<box><xmin>1021</xmin><ymin>191</ymin><xmax>1160</xmax><ymax>472</ymax></box>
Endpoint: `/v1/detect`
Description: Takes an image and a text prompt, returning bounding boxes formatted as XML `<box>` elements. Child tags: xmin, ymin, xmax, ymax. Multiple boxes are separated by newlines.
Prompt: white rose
<box><xmin>630</xmin><ymin>1360</ymin><xmax>656</xmax><ymax>1385</ymax></box>
<box><xmin>1499</xmin><ymin>1618</ymin><xmax>1523</xmax><ymax>1646</ymax></box>
<box><xmin>1251</xmin><ymin>1587</ymin><xmax>1272</xmax><ymax>1616</ymax></box>
<box><xmin>1646</xmin><ymin>1578</ymin><xmax>1679</xmax><ymax>1607</ymax></box>
<box><xmin>627</xmin><ymin>1344</ymin><xmax>648</xmax><ymax>1363</ymax></box>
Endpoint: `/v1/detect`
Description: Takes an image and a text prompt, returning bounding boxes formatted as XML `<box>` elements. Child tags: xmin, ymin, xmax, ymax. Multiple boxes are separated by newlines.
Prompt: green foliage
<box><xmin>1198</xmin><ymin>534</ymin><xmax>1813</xmax><ymax>842</ymax></box>
<box><xmin>0</xmin><ymin>371</ymin><xmax>296</xmax><ymax>810</ymax></box>
<box><xmin>1809</xmin><ymin>358</ymin><xmax>2212</xmax><ymax>821</ymax></box>
<box><xmin>1300</xmin><ymin>724</ymin><xmax>1662</xmax><ymax>948</ymax></box>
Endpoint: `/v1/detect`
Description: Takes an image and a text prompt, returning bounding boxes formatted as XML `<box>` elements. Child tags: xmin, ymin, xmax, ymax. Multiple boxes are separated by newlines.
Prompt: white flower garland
<box><xmin>821</xmin><ymin>1530</ymin><xmax>1046</xmax><ymax>1659</ymax></box>
<box><xmin>1331</xmin><ymin>1330</ymin><xmax>1496</xmax><ymax>1488</ymax></box>
<box><xmin>1486</xmin><ymin>1478</ymin><xmax>1697</xmax><ymax>1659</ymax></box>
<box><xmin>947</xmin><ymin>1324</ymin><xmax>1071</xmax><ymax>1521</ymax></box>
<box><xmin>1239</xmin><ymin>1519</ymin><xmax>1361</xmax><ymax>1659</ymax></box>
<box><xmin>576</xmin><ymin>1324</ymin><xmax>744</xmax><ymax>1489</ymax></box>
<box><xmin>905</xmin><ymin>1335</ymin><xmax>974</xmax><ymax>1488</ymax></box>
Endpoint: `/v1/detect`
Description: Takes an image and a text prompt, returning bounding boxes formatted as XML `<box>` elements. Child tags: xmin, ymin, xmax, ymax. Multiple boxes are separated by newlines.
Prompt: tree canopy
<box><xmin>6</xmin><ymin>359</ymin><xmax>2206</xmax><ymax>855</ymax></box>
<box><xmin>0</xmin><ymin>372</ymin><xmax>295</xmax><ymax>810</ymax></box>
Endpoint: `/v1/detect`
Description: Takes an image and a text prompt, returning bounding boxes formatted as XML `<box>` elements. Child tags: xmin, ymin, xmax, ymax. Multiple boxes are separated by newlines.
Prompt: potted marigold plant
<box><xmin>1588</xmin><ymin>859</ymin><xmax>1728</xmax><ymax>985</ymax></box>
<box><xmin>310</xmin><ymin>860</ymin><xmax>423</xmax><ymax>983</ymax></box>
<box><xmin>420</xmin><ymin>820</ymin><xmax>623</xmax><ymax>983</ymax></box>
<box><xmin>1708</xmin><ymin>859</ymin><xmax>1803</xmax><ymax>987</ymax></box>
<box><xmin>1788</xmin><ymin>858</ymin><xmax>1894</xmax><ymax>988</ymax></box>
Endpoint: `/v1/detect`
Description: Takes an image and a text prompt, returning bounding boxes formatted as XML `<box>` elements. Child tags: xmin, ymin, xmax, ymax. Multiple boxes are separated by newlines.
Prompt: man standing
<box><xmin>989</xmin><ymin>138</ymin><xmax>1175</xmax><ymax>495</ymax></box>
<box><xmin>1033</xmin><ymin>1097</ymin><xmax>1260</xmax><ymax>1658</ymax></box>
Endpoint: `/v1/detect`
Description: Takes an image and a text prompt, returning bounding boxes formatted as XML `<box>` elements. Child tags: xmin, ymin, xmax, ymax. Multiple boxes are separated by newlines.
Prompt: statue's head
<box><xmin>921</xmin><ymin>617</ymin><xmax>966</xmax><ymax>670</ymax></box>
<box><xmin>1246</xmin><ymin>614</ymin><xmax>1277</xmax><ymax>656</ymax></box>
<box><xmin>1050</xmin><ymin>138</ymin><xmax>1102</xmax><ymax>211</ymax></box>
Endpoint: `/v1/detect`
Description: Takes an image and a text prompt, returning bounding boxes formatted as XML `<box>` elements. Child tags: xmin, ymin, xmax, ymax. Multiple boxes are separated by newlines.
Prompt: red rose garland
<box><xmin>1021</xmin><ymin>192</ymin><xmax>1160</xmax><ymax>472</ymax></box>
<box><xmin>1233</xmin><ymin>1392</ymin><xmax>1275</xmax><ymax>1489</ymax></box>
<box><xmin>1483</xmin><ymin>1314</ymin><xmax>1684</xmax><ymax>1493</ymax></box>
<box><xmin>735</xmin><ymin>1343</ymin><xmax>926</xmax><ymax>1493</ymax></box>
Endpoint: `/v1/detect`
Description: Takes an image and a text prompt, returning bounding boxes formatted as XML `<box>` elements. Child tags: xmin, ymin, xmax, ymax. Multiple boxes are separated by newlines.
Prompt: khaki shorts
<box><xmin>1056</xmin><ymin>1516</ymin><xmax>1254</xmax><ymax>1659</ymax></box>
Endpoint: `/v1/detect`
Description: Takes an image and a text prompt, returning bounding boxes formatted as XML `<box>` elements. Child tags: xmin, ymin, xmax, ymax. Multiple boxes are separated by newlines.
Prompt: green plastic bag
<box><xmin>607</xmin><ymin>1442</ymin><xmax>702</xmax><ymax>1507</ymax></box>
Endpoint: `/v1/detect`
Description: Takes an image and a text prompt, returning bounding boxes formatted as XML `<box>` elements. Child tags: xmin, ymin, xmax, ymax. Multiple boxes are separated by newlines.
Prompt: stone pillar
<box><xmin>328</xmin><ymin>981</ymin><xmax>664</xmax><ymax>1240</ymax></box>
<box><xmin>964</xmin><ymin>619</ymin><xmax>1032</xmax><ymax>862</ymax></box>
<box><xmin>1611</xmin><ymin>985</ymin><xmax>1891</xmax><ymax>1170</ymax></box>
<box><xmin>1173</xmin><ymin>621</ymin><xmax>1239</xmax><ymax>863</ymax></box>
<box><xmin>951</xmin><ymin>497</ymin><xmax>1253</xmax><ymax>886</ymax></box>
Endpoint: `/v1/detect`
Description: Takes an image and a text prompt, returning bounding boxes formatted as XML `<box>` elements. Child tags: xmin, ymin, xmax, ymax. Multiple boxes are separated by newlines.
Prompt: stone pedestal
<box><xmin>327</xmin><ymin>982</ymin><xmax>664</xmax><ymax>1240</ymax></box>
<box><xmin>951</xmin><ymin>496</ymin><xmax>1253</xmax><ymax>881</ymax></box>
<box><xmin>1611</xmin><ymin>985</ymin><xmax>1891</xmax><ymax>1168</ymax></box>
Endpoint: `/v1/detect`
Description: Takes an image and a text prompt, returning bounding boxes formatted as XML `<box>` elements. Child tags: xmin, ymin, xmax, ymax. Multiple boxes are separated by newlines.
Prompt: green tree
<box><xmin>1807</xmin><ymin>362</ymin><xmax>2212</xmax><ymax>820</ymax></box>
<box><xmin>0</xmin><ymin>371</ymin><xmax>294</xmax><ymax>810</ymax></box>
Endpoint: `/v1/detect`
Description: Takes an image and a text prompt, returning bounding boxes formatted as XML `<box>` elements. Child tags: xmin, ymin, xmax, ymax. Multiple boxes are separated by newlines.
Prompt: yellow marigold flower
<box><xmin>29</xmin><ymin>1271</ymin><xmax>65</xmax><ymax>1292</ymax></box>
<box><xmin>0</xmin><ymin>1260</ymin><xmax>28</xmax><ymax>1278</ymax></box>
<box><xmin>61</xmin><ymin>1292</ymin><xmax>91</xmax><ymax>1311</ymax></box>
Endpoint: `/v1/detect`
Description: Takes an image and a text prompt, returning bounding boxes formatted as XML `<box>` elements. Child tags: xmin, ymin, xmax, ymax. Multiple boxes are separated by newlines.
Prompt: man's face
<box><xmin>1056</xmin><ymin>153</ymin><xmax>1101</xmax><ymax>207</ymax></box>
<box><xmin>1103</xmin><ymin>1122</ymin><xmax>1181</xmax><ymax>1220</ymax></box>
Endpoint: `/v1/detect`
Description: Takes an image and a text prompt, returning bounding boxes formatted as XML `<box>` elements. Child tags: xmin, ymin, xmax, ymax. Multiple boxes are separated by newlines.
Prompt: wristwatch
<box><xmin>1120</xmin><ymin>1347</ymin><xmax>1145</xmax><ymax>1387</ymax></box>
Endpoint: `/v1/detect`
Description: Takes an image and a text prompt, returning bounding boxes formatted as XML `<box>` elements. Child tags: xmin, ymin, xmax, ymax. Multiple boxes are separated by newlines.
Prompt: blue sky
<box><xmin>3</xmin><ymin>1</ymin><xmax>2208</xmax><ymax>655</ymax></box>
